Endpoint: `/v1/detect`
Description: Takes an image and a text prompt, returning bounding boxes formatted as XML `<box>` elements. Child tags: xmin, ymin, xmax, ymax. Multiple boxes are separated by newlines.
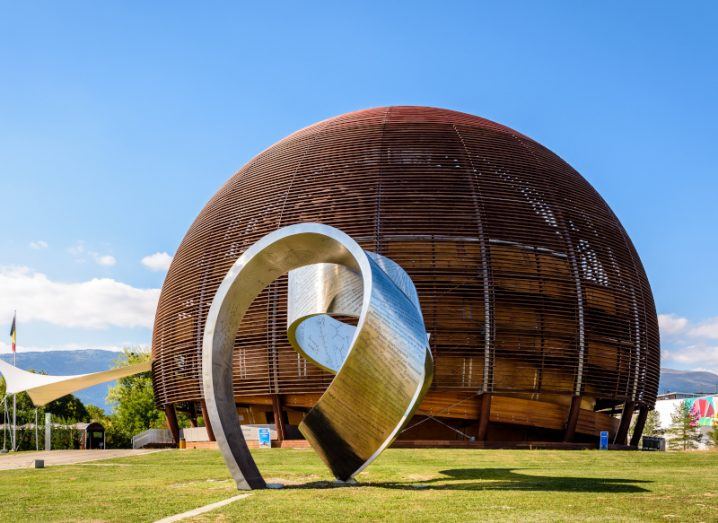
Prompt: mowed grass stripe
<box><xmin>0</xmin><ymin>449</ymin><xmax>715</xmax><ymax>522</ymax></box>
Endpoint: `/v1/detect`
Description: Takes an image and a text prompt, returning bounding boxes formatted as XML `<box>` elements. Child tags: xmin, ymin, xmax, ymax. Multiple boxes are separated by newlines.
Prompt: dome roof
<box><xmin>152</xmin><ymin>106</ymin><xmax>659</xmax><ymax>411</ymax></box>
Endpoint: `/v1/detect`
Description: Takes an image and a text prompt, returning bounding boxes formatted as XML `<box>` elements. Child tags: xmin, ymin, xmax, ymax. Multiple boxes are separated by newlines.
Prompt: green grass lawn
<box><xmin>0</xmin><ymin>448</ymin><xmax>716</xmax><ymax>522</ymax></box>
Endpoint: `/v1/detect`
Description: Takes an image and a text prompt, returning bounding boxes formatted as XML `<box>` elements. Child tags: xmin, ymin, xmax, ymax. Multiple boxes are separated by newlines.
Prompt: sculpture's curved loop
<box><xmin>286</xmin><ymin>252</ymin><xmax>426</xmax><ymax>374</ymax></box>
<box><xmin>202</xmin><ymin>223</ymin><xmax>433</xmax><ymax>489</ymax></box>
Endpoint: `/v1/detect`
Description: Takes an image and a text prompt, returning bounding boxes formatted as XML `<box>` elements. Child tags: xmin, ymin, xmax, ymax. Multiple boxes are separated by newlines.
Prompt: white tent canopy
<box><xmin>0</xmin><ymin>359</ymin><xmax>151</xmax><ymax>406</ymax></box>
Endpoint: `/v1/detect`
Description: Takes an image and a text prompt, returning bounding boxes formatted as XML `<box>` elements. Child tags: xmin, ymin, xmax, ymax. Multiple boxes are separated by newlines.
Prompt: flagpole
<box><xmin>11</xmin><ymin>311</ymin><xmax>16</xmax><ymax>451</ymax></box>
<box><xmin>12</xmin><ymin>397</ymin><xmax>16</xmax><ymax>451</ymax></box>
<box><xmin>2</xmin><ymin>396</ymin><xmax>7</xmax><ymax>451</ymax></box>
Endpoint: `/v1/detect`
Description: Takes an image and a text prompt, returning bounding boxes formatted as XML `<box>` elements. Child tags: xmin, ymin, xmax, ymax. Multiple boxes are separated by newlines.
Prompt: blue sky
<box><xmin>1</xmin><ymin>2</ymin><xmax>717</xmax><ymax>371</ymax></box>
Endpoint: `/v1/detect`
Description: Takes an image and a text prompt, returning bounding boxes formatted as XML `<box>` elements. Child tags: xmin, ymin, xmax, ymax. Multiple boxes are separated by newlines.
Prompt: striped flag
<box><xmin>9</xmin><ymin>312</ymin><xmax>16</xmax><ymax>353</ymax></box>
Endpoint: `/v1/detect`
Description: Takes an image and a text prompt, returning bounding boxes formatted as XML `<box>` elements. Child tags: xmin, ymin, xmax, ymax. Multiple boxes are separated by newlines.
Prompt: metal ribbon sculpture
<box><xmin>203</xmin><ymin>223</ymin><xmax>433</xmax><ymax>490</ymax></box>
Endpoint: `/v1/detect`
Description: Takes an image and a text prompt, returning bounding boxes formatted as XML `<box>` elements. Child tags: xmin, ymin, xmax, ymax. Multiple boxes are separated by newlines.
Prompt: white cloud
<box><xmin>660</xmin><ymin>313</ymin><xmax>718</xmax><ymax>374</ymax></box>
<box><xmin>662</xmin><ymin>344</ymin><xmax>718</xmax><ymax>374</ymax></box>
<box><xmin>67</xmin><ymin>241</ymin><xmax>86</xmax><ymax>259</ymax></box>
<box><xmin>141</xmin><ymin>252</ymin><xmax>173</xmax><ymax>272</ymax></box>
<box><xmin>0</xmin><ymin>266</ymin><xmax>159</xmax><ymax>329</ymax></box>
<box><xmin>658</xmin><ymin>314</ymin><xmax>688</xmax><ymax>336</ymax></box>
<box><xmin>29</xmin><ymin>240</ymin><xmax>48</xmax><ymax>250</ymax></box>
<box><xmin>94</xmin><ymin>254</ymin><xmax>117</xmax><ymax>267</ymax></box>
<box><xmin>66</xmin><ymin>241</ymin><xmax>116</xmax><ymax>266</ymax></box>
<box><xmin>689</xmin><ymin>318</ymin><xmax>718</xmax><ymax>340</ymax></box>
<box><xmin>659</xmin><ymin>314</ymin><xmax>718</xmax><ymax>341</ymax></box>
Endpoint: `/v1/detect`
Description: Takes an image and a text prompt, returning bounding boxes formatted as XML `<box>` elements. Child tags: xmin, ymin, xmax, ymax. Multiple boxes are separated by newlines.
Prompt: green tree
<box><xmin>666</xmin><ymin>401</ymin><xmax>702</xmax><ymax>450</ymax></box>
<box><xmin>708</xmin><ymin>426</ymin><xmax>718</xmax><ymax>447</ymax></box>
<box><xmin>45</xmin><ymin>394</ymin><xmax>89</xmax><ymax>423</ymax></box>
<box><xmin>0</xmin><ymin>378</ymin><xmax>38</xmax><ymax>425</ymax></box>
<box><xmin>0</xmin><ymin>375</ymin><xmax>88</xmax><ymax>425</ymax></box>
<box><xmin>643</xmin><ymin>410</ymin><xmax>663</xmax><ymax>437</ymax></box>
<box><xmin>630</xmin><ymin>409</ymin><xmax>663</xmax><ymax>442</ymax></box>
<box><xmin>85</xmin><ymin>404</ymin><xmax>130</xmax><ymax>449</ymax></box>
<box><xmin>1</xmin><ymin>375</ymin><xmax>89</xmax><ymax>450</ymax></box>
<box><xmin>106</xmin><ymin>348</ymin><xmax>165</xmax><ymax>446</ymax></box>
<box><xmin>86</xmin><ymin>405</ymin><xmax>107</xmax><ymax>423</ymax></box>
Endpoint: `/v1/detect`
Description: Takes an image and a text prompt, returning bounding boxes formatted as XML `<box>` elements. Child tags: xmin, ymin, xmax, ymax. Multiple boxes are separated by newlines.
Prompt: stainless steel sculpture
<box><xmin>202</xmin><ymin>223</ymin><xmax>433</xmax><ymax>489</ymax></box>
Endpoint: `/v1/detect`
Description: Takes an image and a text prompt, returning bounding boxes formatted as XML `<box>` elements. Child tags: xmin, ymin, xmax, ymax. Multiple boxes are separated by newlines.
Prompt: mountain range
<box><xmin>1</xmin><ymin>350</ymin><xmax>717</xmax><ymax>412</ymax></box>
<box><xmin>659</xmin><ymin>367</ymin><xmax>718</xmax><ymax>395</ymax></box>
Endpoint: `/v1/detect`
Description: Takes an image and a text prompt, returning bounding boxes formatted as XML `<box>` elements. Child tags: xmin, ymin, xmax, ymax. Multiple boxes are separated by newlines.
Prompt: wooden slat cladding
<box><xmin>151</xmin><ymin>106</ymin><xmax>659</xmax><ymax>425</ymax></box>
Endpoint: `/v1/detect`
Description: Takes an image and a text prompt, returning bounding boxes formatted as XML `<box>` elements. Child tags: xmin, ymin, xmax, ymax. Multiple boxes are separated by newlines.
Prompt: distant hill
<box><xmin>2</xmin><ymin>351</ymin><xmax>716</xmax><ymax>411</ymax></box>
<box><xmin>660</xmin><ymin>368</ymin><xmax>718</xmax><ymax>395</ymax></box>
<box><xmin>0</xmin><ymin>349</ymin><xmax>123</xmax><ymax>412</ymax></box>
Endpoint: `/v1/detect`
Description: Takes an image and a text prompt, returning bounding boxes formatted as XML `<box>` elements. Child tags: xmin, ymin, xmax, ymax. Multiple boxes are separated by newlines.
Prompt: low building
<box><xmin>654</xmin><ymin>394</ymin><xmax>717</xmax><ymax>448</ymax></box>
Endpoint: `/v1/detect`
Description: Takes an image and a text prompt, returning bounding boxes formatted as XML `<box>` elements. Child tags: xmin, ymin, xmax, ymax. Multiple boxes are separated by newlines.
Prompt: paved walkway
<box><xmin>0</xmin><ymin>449</ymin><xmax>163</xmax><ymax>470</ymax></box>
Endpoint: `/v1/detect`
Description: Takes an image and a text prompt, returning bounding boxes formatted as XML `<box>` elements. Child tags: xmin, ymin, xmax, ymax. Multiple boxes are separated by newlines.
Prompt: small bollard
<box><xmin>34</xmin><ymin>459</ymin><xmax>44</xmax><ymax>469</ymax></box>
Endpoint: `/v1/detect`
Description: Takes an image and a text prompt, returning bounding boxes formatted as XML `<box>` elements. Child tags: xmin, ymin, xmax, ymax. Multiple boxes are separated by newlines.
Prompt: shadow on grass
<box><xmin>288</xmin><ymin>468</ymin><xmax>651</xmax><ymax>493</ymax></box>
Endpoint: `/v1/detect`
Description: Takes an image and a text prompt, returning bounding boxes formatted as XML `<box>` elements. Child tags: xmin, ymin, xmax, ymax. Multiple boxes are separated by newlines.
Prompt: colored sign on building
<box><xmin>685</xmin><ymin>395</ymin><xmax>718</xmax><ymax>427</ymax></box>
<box><xmin>599</xmin><ymin>431</ymin><xmax>609</xmax><ymax>450</ymax></box>
<box><xmin>258</xmin><ymin>427</ymin><xmax>271</xmax><ymax>448</ymax></box>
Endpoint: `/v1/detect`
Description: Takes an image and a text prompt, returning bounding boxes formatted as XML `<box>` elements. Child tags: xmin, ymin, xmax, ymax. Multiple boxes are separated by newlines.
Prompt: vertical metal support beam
<box><xmin>12</xmin><ymin>393</ymin><xmax>16</xmax><ymax>451</ymax></box>
<box><xmin>272</xmin><ymin>394</ymin><xmax>286</xmax><ymax>442</ymax></box>
<box><xmin>629</xmin><ymin>405</ymin><xmax>648</xmax><ymax>447</ymax></box>
<box><xmin>454</xmin><ymin>125</ymin><xmax>494</xmax><ymax>396</ymax></box>
<box><xmin>164</xmin><ymin>405</ymin><xmax>180</xmax><ymax>447</ymax></box>
<box><xmin>374</xmin><ymin>107</ymin><xmax>390</xmax><ymax>255</ymax></box>
<box><xmin>615</xmin><ymin>401</ymin><xmax>635</xmax><ymax>445</ymax></box>
<box><xmin>630</xmin><ymin>296</ymin><xmax>642</xmax><ymax>401</ymax></box>
<box><xmin>44</xmin><ymin>412</ymin><xmax>51</xmax><ymax>451</ymax></box>
<box><xmin>563</xmin><ymin>395</ymin><xmax>582</xmax><ymax>442</ymax></box>
<box><xmin>562</xmin><ymin>234</ymin><xmax>585</xmax><ymax>397</ymax></box>
<box><xmin>200</xmin><ymin>400</ymin><xmax>216</xmax><ymax>442</ymax></box>
<box><xmin>477</xmin><ymin>393</ymin><xmax>492</xmax><ymax>441</ymax></box>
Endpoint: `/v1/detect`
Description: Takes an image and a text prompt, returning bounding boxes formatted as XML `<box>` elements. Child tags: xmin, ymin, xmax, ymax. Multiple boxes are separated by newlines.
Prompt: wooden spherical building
<box><xmin>152</xmin><ymin>107</ymin><xmax>659</xmax><ymax>447</ymax></box>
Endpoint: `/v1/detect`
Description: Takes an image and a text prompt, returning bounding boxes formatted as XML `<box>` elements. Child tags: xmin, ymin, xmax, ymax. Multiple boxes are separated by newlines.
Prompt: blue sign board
<box><xmin>258</xmin><ymin>427</ymin><xmax>271</xmax><ymax>448</ymax></box>
<box><xmin>599</xmin><ymin>430</ymin><xmax>609</xmax><ymax>450</ymax></box>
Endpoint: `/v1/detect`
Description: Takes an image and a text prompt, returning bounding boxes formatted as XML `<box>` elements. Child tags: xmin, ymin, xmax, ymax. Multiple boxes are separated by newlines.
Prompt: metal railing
<box><xmin>132</xmin><ymin>428</ymin><xmax>174</xmax><ymax>449</ymax></box>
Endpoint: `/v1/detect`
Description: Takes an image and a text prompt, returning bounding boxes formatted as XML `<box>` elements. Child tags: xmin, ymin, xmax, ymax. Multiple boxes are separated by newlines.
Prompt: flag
<box><xmin>9</xmin><ymin>312</ymin><xmax>16</xmax><ymax>353</ymax></box>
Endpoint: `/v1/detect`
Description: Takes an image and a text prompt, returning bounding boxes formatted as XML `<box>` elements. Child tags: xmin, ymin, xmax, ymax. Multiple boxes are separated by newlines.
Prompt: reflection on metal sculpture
<box><xmin>202</xmin><ymin>223</ymin><xmax>433</xmax><ymax>490</ymax></box>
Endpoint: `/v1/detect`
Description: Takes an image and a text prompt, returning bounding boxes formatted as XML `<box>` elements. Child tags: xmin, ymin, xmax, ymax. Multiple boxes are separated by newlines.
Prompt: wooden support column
<box><xmin>200</xmin><ymin>400</ymin><xmax>216</xmax><ymax>442</ymax></box>
<box><xmin>477</xmin><ymin>393</ymin><xmax>492</xmax><ymax>441</ymax></box>
<box><xmin>164</xmin><ymin>405</ymin><xmax>180</xmax><ymax>447</ymax></box>
<box><xmin>272</xmin><ymin>394</ymin><xmax>286</xmax><ymax>441</ymax></box>
<box><xmin>563</xmin><ymin>395</ymin><xmax>582</xmax><ymax>442</ymax></box>
<box><xmin>615</xmin><ymin>401</ymin><xmax>635</xmax><ymax>445</ymax></box>
<box><xmin>629</xmin><ymin>405</ymin><xmax>649</xmax><ymax>447</ymax></box>
<box><xmin>188</xmin><ymin>402</ymin><xmax>198</xmax><ymax>427</ymax></box>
